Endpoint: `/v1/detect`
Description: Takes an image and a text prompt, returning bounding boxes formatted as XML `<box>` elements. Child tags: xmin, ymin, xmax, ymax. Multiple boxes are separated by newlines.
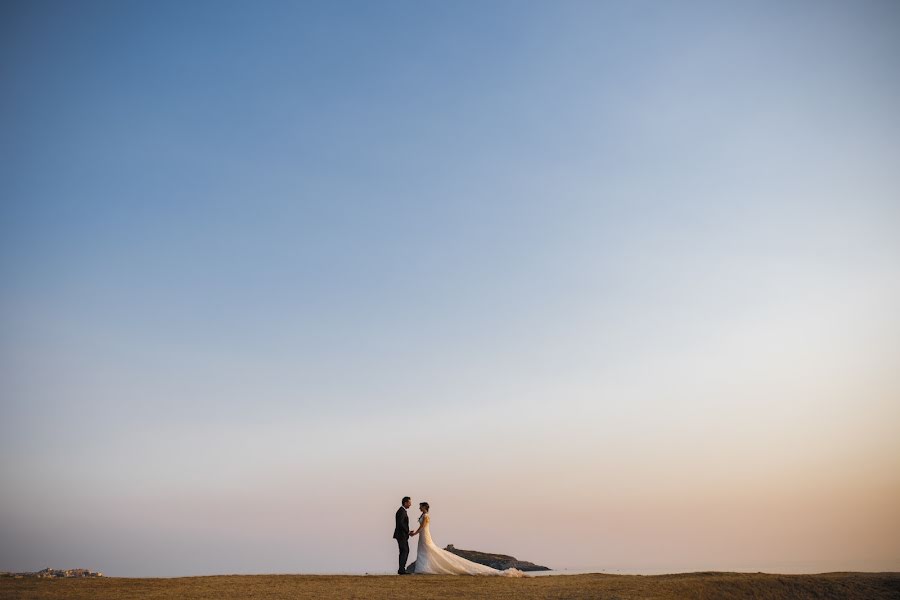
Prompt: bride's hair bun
<box><xmin>419</xmin><ymin>502</ymin><xmax>430</xmax><ymax>512</ymax></box>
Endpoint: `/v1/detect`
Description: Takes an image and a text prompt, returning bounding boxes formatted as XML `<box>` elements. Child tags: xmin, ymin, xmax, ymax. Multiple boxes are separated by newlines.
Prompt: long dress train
<box><xmin>412</xmin><ymin>513</ymin><xmax>526</xmax><ymax>577</ymax></box>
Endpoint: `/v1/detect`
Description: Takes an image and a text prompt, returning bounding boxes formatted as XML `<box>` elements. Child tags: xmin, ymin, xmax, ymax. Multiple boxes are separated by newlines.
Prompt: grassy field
<box><xmin>2</xmin><ymin>572</ymin><xmax>899</xmax><ymax>599</ymax></box>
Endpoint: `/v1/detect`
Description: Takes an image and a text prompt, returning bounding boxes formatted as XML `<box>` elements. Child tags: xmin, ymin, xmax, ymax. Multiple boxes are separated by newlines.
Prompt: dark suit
<box><xmin>392</xmin><ymin>506</ymin><xmax>410</xmax><ymax>574</ymax></box>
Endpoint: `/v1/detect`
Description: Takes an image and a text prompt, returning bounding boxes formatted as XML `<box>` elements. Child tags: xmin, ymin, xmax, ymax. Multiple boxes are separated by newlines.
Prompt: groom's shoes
<box><xmin>398</xmin><ymin>570</ymin><xmax>411</xmax><ymax>575</ymax></box>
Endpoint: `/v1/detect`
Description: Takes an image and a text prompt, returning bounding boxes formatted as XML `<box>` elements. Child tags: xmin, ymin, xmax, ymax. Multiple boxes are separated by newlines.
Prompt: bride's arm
<box><xmin>411</xmin><ymin>516</ymin><xmax>424</xmax><ymax>536</ymax></box>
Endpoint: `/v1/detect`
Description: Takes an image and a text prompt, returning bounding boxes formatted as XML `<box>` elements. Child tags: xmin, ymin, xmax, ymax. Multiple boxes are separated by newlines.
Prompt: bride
<box><xmin>409</xmin><ymin>502</ymin><xmax>526</xmax><ymax>577</ymax></box>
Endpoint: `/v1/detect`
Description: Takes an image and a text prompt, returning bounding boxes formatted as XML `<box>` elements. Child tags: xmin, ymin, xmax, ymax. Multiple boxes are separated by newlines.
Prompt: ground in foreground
<box><xmin>2</xmin><ymin>572</ymin><xmax>899</xmax><ymax>599</ymax></box>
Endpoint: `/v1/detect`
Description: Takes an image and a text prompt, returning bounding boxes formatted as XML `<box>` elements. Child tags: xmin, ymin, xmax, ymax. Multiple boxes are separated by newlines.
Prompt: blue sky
<box><xmin>2</xmin><ymin>0</ymin><xmax>899</xmax><ymax>576</ymax></box>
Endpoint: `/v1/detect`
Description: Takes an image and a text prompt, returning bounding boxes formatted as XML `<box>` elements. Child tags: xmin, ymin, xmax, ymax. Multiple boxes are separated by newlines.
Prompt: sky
<box><xmin>1</xmin><ymin>0</ymin><xmax>899</xmax><ymax>577</ymax></box>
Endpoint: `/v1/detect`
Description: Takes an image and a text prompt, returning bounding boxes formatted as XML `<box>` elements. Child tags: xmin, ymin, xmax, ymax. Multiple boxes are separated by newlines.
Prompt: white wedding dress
<box><xmin>411</xmin><ymin>513</ymin><xmax>526</xmax><ymax>577</ymax></box>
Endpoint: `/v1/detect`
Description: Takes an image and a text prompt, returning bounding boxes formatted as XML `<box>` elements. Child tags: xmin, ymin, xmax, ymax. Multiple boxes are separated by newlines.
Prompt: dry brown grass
<box><xmin>2</xmin><ymin>572</ymin><xmax>899</xmax><ymax>599</ymax></box>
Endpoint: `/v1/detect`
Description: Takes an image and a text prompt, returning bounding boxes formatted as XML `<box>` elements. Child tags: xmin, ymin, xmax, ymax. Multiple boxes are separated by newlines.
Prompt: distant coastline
<box><xmin>1</xmin><ymin>568</ymin><xmax>103</xmax><ymax>579</ymax></box>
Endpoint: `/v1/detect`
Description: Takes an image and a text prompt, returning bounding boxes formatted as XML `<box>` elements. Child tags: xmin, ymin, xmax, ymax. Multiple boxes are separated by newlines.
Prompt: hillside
<box><xmin>4</xmin><ymin>572</ymin><xmax>897</xmax><ymax>599</ymax></box>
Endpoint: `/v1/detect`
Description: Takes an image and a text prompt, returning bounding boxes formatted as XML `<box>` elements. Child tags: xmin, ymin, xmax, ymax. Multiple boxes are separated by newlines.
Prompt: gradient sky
<box><xmin>1</xmin><ymin>0</ymin><xmax>899</xmax><ymax>577</ymax></box>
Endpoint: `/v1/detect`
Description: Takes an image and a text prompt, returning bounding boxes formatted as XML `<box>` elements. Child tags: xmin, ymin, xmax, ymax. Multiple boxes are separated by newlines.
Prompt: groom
<box><xmin>392</xmin><ymin>496</ymin><xmax>413</xmax><ymax>575</ymax></box>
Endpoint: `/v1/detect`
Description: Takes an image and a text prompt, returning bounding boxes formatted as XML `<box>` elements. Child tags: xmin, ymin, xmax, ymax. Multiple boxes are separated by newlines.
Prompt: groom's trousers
<box><xmin>397</xmin><ymin>537</ymin><xmax>409</xmax><ymax>574</ymax></box>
